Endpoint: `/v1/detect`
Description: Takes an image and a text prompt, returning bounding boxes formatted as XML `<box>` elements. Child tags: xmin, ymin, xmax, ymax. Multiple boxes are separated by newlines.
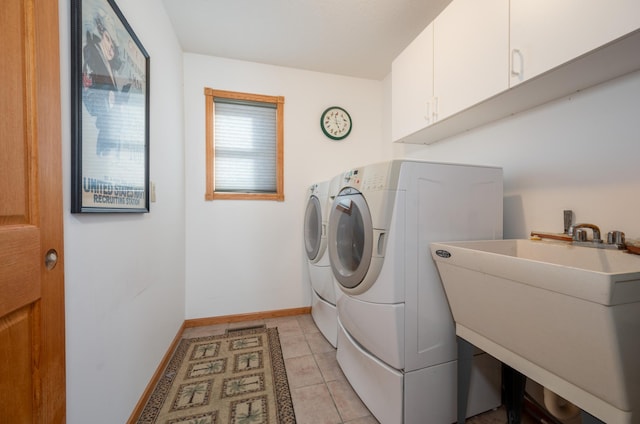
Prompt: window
<box><xmin>204</xmin><ymin>88</ymin><xmax>284</xmax><ymax>201</ymax></box>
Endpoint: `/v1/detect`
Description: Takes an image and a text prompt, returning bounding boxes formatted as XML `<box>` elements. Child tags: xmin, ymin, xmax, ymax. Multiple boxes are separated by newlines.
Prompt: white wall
<box><xmin>59</xmin><ymin>0</ymin><xmax>186</xmax><ymax>422</ymax></box>
<box><xmin>390</xmin><ymin>70</ymin><xmax>640</xmax><ymax>240</ymax></box>
<box><xmin>183</xmin><ymin>54</ymin><xmax>384</xmax><ymax>319</ymax></box>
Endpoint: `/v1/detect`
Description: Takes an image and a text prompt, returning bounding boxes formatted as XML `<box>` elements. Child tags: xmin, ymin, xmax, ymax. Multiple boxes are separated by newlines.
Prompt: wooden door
<box><xmin>0</xmin><ymin>0</ymin><xmax>66</xmax><ymax>422</ymax></box>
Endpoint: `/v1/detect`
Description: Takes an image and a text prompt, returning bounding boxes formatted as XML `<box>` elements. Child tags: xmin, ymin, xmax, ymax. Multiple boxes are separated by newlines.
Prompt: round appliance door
<box><xmin>304</xmin><ymin>195</ymin><xmax>324</xmax><ymax>262</ymax></box>
<box><xmin>328</xmin><ymin>188</ymin><xmax>373</xmax><ymax>289</ymax></box>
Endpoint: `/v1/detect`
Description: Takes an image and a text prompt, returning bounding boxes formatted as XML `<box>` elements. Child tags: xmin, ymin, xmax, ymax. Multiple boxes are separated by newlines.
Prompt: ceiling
<box><xmin>161</xmin><ymin>0</ymin><xmax>452</xmax><ymax>80</ymax></box>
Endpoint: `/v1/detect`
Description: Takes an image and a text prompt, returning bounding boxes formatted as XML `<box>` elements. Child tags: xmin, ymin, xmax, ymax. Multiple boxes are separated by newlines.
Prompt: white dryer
<box><xmin>304</xmin><ymin>179</ymin><xmax>338</xmax><ymax>347</ymax></box>
<box><xmin>328</xmin><ymin>160</ymin><xmax>503</xmax><ymax>424</ymax></box>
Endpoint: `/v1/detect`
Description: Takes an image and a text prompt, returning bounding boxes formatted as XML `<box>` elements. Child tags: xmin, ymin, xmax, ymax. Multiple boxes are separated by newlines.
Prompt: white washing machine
<box><xmin>328</xmin><ymin>160</ymin><xmax>503</xmax><ymax>424</ymax></box>
<box><xmin>304</xmin><ymin>179</ymin><xmax>338</xmax><ymax>347</ymax></box>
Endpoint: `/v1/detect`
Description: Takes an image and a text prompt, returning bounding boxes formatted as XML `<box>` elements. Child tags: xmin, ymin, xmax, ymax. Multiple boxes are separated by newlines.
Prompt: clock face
<box><xmin>321</xmin><ymin>107</ymin><xmax>352</xmax><ymax>140</ymax></box>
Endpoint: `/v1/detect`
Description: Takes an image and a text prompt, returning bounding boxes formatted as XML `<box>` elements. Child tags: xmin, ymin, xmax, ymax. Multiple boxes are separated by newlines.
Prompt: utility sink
<box><xmin>430</xmin><ymin>239</ymin><xmax>640</xmax><ymax>424</ymax></box>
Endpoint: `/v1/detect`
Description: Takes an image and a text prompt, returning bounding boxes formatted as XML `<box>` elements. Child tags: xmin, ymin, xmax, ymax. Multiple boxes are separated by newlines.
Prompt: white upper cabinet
<box><xmin>391</xmin><ymin>0</ymin><xmax>640</xmax><ymax>144</ymax></box>
<box><xmin>391</xmin><ymin>23</ymin><xmax>434</xmax><ymax>142</ymax></box>
<box><xmin>433</xmin><ymin>0</ymin><xmax>509</xmax><ymax>121</ymax></box>
<box><xmin>510</xmin><ymin>0</ymin><xmax>640</xmax><ymax>86</ymax></box>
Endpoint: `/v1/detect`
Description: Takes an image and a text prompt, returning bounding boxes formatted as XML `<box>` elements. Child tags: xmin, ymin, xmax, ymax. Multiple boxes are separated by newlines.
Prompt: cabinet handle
<box><xmin>424</xmin><ymin>101</ymin><xmax>430</xmax><ymax>123</ymax></box>
<box><xmin>511</xmin><ymin>49</ymin><xmax>524</xmax><ymax>78</ymax></box>
<box><xmin>432</xmin><ymin>97</ymin><xmax>438</xmax><ymax>122</ymax></box>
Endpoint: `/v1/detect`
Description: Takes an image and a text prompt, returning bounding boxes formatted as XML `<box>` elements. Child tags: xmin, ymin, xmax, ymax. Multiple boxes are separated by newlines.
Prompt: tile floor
<box><xmin>181</xmin><ymin>314</ymin><xmax>535</xmax><ymax>424</ymax></box>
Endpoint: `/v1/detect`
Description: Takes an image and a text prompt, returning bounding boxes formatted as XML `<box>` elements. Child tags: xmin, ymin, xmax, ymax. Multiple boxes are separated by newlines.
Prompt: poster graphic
<box><xmin>71</xmin><ymin>0</ymin><xmax>149</xmax><ymax>212</ymax></box>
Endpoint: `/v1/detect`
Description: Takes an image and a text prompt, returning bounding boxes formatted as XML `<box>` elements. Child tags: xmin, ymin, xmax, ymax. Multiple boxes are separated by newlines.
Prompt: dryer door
<box><xmin>304</xmin><ymin>195</ymin><xmax>324</xmax><ymax>262</ymax></box>
<box><xmin>328</xmin><ymin>188</ymin><xmax>373</xmax><ymax>289</ymax></box>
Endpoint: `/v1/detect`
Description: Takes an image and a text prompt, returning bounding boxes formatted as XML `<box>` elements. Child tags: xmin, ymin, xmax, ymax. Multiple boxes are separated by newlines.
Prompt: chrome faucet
<box><xmin>569</xmin><ymin>223</ymin><xmax>602</xmax><ymax>243</ymax></box>
<box><xmin>531</xmin><ymin>211</ymin><xmax>627</xmax><ymax>250</ymax></box>
<box><xmin>568</xmin><ymin>222</ymin><xmax>626</xmax><ymax>250</ymax></box>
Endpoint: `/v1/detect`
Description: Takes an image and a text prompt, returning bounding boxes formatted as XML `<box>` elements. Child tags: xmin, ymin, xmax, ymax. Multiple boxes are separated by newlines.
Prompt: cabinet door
<box><xmin>510</xmin><ymin>0</ymin><xmax>640</xmax><ymax>86</ymax></box>
<box><xmin>433</xmin><ymin>0</ymin><xmax>509</xmax><ymax>121</ymax></box>
<box><xmin>391</xmin><ymin>23</ymin><xmax>434</xmax><ymax>142</ymax></box>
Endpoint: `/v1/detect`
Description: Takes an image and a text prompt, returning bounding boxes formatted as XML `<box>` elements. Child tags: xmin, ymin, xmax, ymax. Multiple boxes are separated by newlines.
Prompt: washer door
<box><xmin>328</xmin><ymin>188</ymin><xmax>373</xmax><ymax>289</ymax></box>
<box><xmin>304</xmin><ymin>195</ymin><xmax>324</xmax><ymax>262</ymax></box>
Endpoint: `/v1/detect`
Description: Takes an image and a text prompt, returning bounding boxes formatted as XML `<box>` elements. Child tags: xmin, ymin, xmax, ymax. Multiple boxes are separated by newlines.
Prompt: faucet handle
<box><xmin>607</xmin><ymin>231</ymin><xmax>626</xmax><ymax>246</ymax></box>
<box><xmin>575</xmin><ymin>228</ymin><xmax>588</xmax><ymax>242</ymax></box>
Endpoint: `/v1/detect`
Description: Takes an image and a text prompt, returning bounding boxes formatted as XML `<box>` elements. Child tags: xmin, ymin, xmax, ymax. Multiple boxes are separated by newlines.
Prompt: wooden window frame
<box><xmin>204</xmin><ymin>88</ymin><xmax>284</xmax><ymax>201</ymax></box>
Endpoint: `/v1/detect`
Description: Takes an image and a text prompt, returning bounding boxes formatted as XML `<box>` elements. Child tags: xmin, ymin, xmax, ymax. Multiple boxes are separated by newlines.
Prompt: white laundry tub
<box><xmin>430</xmin><ymin>239</ymin><xmax>640</xmax><ymax>424</ymax></box>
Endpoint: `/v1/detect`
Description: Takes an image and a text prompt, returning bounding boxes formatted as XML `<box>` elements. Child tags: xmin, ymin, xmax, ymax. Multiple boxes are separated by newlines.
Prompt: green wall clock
<box><xmin>320</xmin><ymin>106</ymin><xmax>352</xmax><ymax>140</ymax></box>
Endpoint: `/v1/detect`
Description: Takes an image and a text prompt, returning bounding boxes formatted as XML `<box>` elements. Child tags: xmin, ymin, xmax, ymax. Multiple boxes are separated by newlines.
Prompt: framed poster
<box><xmin>71</xmin><ymin>0</ymin><xmax>150</xmax><ymax>212</ymax></box>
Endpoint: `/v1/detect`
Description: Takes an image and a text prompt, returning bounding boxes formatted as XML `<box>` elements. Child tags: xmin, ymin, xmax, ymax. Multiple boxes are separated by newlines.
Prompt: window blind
<box><xmin>214</xmin><ymin>99</ymin><xmax>277</xmax><ymax>192</ymax></box>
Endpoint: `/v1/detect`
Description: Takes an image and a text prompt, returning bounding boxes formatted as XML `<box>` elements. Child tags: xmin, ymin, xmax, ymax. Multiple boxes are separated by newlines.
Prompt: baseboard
<box><xmin>128</xmin><ymin>307</ymin><xmax>310</xmax><ymax>422</ymax></box>
<box><xmin>127</xmin><ymin>321</ymin><xmax>185</xmax><ymax>424</ymax></box>
<box><xmin>184</xmin><ymin>306</ymin><xmax>311</xmax><ymax>328</ymax></box>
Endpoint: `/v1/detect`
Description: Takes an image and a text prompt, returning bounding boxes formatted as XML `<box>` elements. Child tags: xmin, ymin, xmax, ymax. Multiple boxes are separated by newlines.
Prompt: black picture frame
<box><xmin>71</xmin><ymin>0</ymin><xmax>150</xmax><ymax>213</ymax></box>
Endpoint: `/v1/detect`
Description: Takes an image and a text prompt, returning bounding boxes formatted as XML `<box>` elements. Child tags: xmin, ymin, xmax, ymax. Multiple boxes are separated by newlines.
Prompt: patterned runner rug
<box><xmin>137</xmin><ymin>326</ymin><xmax>296</xmax><ymax>424</ymax></box>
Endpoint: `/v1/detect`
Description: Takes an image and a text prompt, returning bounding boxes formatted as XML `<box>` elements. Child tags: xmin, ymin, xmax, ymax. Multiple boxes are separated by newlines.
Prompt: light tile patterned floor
<box><xmin>182</xmin><ymin>314</ymin><xmax>533</xmax><ymax>424</ymax></box>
